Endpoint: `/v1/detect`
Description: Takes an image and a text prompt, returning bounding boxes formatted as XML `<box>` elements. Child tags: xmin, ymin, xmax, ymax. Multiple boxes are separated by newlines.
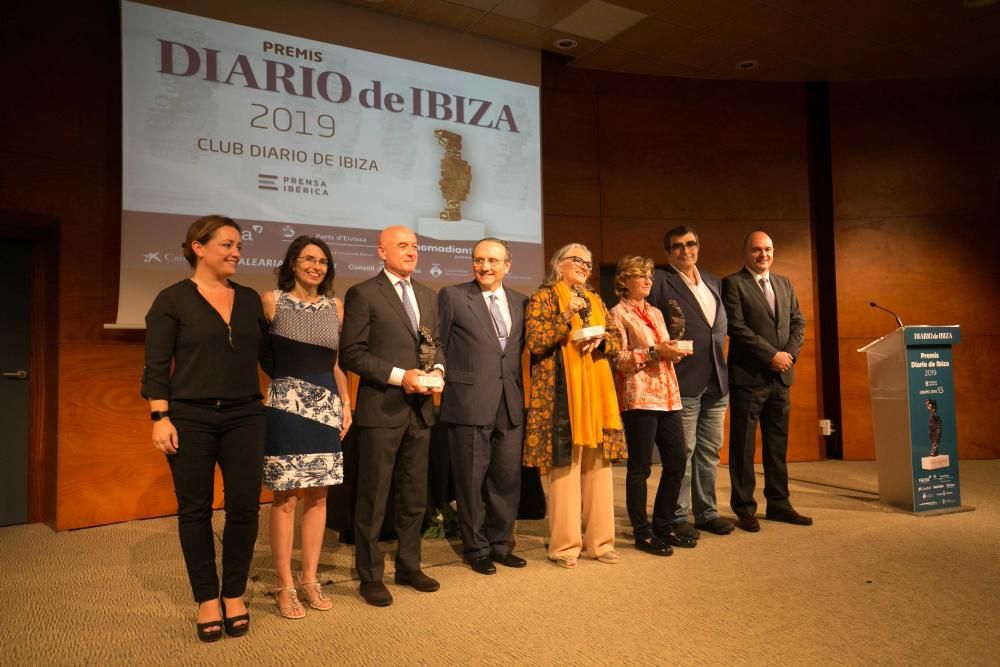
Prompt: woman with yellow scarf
<box><xmin>523</xmin><ymin>243</ymin><xmax>627</xmax><ymax>569</ymax></box>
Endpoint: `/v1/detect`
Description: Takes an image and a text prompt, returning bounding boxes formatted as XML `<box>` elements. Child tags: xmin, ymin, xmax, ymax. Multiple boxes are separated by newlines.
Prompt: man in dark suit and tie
<box><xmin>340</xmin><ymin>225</ymin><xmax>446</xmax><ymax>606</ymax></box>
<box><xmin>438</xmin><ymin>238</ymin><xmax>528</xmax><ymax>575</ymax></box>
<box><xmin>650</xmin><ymin>226</ymin><xmax>734</xmax><ymax>540</ymax></box>
<box><xmin>722</xmin><ymin>230</ymin><xmax>811</xmax><ymax>532</ymax></box>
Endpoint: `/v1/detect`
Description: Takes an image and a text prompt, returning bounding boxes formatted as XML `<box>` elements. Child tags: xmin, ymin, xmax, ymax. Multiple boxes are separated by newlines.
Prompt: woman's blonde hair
<box><xmin>614</xmin><ymin>255</ymin><xmax>654</xmax><ymax>298</ymax></box>
<box><xmin>542</xmin><ymin>242</ymin><xmax>592</xmax><ymax>287</ymax></box>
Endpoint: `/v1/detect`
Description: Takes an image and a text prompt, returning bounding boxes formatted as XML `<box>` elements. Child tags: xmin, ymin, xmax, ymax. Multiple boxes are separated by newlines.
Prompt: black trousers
<box><xmin>728</xmin><ymin>379</ymin><xmax>792</xmax><ymax>517</ymax></box>
<box><xmin>166</xmin><ymin>399</ymin><xmax>265</xmax><ymax>603</ymax></box>
<box><xmin>447</xmin><ymin>395</ymin><xmax>523</xmax><ymax>559</ymax></box>
<box><xmin>621</xmin><ymin>409</ymin><xmax>686</xmax><ymax>541</ymax></box>
<box><xmin>354</xmin><ymin>407</ymin><xmax>430</xmax><ymax>582</ymax></box>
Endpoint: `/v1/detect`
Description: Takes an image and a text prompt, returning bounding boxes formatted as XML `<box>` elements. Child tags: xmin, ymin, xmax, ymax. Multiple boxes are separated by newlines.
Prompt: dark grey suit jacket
<box><xmin>340</xmin><ymin>271</ymin><xmax>445</xmax><ymax>428</ymax></box>
<box><xmin>437</xmin><ymin>281</ymin><xmax>526</xmax><ymax>427</ymax></box>
<box><xmin>722</xmin><ymin>267</ymin><xmax>805</xmax><ymax>387</ymax></box>
<box><xmin>649</xmin><ymin>266</ymin><xmax>729</xmax><ymax>397</ymax></box>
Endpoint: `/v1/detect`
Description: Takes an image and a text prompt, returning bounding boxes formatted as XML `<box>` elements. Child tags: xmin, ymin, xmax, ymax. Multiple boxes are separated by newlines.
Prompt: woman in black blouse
<box><xmin>142</xmin><ymin>215</ymin><xmax>269</xmax><ymax>642</ymax></box>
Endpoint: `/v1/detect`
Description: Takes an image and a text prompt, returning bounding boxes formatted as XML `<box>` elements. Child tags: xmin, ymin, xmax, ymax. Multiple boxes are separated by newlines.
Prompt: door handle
<box><xmin>2</xmin><ymin>370</ymin><xmax>28</xmax><ymax>380</ymax></box>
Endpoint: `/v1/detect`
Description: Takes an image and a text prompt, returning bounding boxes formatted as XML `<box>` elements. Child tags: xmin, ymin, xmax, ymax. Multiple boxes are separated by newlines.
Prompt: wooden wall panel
<box><xmin>540</xmin><ymin>87</ymin><xmax>601</xmax><ymax>217</ymax></box>
<box><xmin>831</xmin><ymin>80</ymin><xmax>1000</xmax><ymax>460</ymax></box>
<box><xmin>540</xmin><ymin>64</ymin><xmax>824</xmax><ymax>464</ymax></box>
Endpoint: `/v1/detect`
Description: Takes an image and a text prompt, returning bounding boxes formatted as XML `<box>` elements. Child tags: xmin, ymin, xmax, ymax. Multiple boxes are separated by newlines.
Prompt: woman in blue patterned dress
<box><xmin>262</xmin><ymin>236</ymin><xmax>352</xmax><ymax>619</ymax></box>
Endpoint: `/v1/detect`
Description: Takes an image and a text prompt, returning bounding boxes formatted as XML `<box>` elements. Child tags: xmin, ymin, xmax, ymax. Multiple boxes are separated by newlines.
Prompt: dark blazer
<box><xmin>649</xmin><ymin>266</ymin><xmax>729</xmax><ymax>397</ymax></box>
<box><xmin>437</xmin><ymin>281</ymin><xmax>527</xmax><ymax>426</ymax></box>
<box><xmin>340</xmin><ymin>271</ymin><xmax>446</xmax><ymax>428</ymax></box>
<box><xmin>722</xmin><ymin>267</ymin><xmax>805</xmax><ymax>387</ymax></box>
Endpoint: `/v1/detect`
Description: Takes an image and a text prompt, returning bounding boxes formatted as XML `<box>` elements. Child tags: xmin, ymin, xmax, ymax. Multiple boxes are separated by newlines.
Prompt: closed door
<box><xmin>0</xmin><ymin>238</ymin><xmax>31</xmax><ymax>526</ymax></box>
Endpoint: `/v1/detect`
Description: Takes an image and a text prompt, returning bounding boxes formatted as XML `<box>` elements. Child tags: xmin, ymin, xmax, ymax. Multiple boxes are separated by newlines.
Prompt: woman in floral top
<box><xmin>523</xmin><ymin>243</ymin><xmax>626</xmax><ymax>569</ymax></box>
<box><xmin>608</xmin><ymin>256</ymin><xmax>694</xmax><ymax>557</ymax></box>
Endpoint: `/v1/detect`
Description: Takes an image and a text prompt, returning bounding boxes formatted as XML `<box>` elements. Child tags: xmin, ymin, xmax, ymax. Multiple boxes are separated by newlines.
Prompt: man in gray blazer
<box><xmin>650</xmin><ymin>226</ymin><xmax>734</xmax><ymax>539</ymax></box>
<box><xmin>438</xmin><ymin>238</ymin><xmax>528</xmax><ymax>575</ymax></box>
<box><xmin>340</xmin><ymin>225</ymin><xmax>446</xmax><ymax>606</ymax></box>
<box><xmin>722</xmin><ymin>231</ymin><xmax>810</xmax><ymax>532</ymax></box>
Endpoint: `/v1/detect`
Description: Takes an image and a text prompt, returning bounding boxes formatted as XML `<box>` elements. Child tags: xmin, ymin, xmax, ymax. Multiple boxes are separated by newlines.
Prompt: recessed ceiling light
<box><xmin>962</xmin><ymin>0</ymin><xmax>999</xmax><ymax>8</ymax></box>
<box><xmin>554</xmin><ymin>38</ymin><xmax>579</xmax><ymax>50</ymax></box>
<box><xmin>736</xmin><ymin>59</ymin><xmax>759</xmax><ymax>71</ymax></box>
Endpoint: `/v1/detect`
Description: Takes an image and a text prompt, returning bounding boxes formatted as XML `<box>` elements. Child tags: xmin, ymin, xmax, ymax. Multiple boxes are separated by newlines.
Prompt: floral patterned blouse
<box><xmin>608</xmin><ymin>299</ymin><xmax>683</xmax><ymax>413</ymax></box>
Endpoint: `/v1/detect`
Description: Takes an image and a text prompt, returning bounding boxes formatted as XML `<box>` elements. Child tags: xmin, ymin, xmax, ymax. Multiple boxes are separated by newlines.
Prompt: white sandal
<box><xmin>298</xmin><ymin>577</ymin><xmax>333</xmax><ymax>611</ymax></box>
<box><xmin>275</xmin><ymin>586</ymin><xmax>306</xmax><ymax>619</ymax></box>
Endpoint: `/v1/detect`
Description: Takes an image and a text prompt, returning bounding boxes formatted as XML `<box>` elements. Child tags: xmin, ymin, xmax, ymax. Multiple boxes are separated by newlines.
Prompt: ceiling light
<box><xmin>554</xmin><ymin>38</ymin><xmax>579</xmax><ymax>50</ymax></box>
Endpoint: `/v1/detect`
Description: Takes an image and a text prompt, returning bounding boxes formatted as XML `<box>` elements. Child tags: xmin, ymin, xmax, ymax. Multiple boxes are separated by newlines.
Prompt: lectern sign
<box><xmin>905</xmin><ymin>327</ymin><xmax>961</xmax><ymax>511</ymax></box>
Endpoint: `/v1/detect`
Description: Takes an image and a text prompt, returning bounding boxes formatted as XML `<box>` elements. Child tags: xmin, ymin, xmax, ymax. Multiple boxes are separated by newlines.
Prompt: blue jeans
<box><xmin>673</xmin><ymin>376</ymin><xmax>728</xmax><ymax>524</ymax></box>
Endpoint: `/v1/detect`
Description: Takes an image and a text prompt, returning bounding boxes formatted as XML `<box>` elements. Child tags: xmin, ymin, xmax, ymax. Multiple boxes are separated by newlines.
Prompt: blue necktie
<box><xmin>399</xmin><ymin>280</ymin><xmax>419</xmax><ymax>335</ymax></box>
<box><xmin>489</xmin><ymin>294</ymin><xmax>508</xmax><ymax>349</ymax></box>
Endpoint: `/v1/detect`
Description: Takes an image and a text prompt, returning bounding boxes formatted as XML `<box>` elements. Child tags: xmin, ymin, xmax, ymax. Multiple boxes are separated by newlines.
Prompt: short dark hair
<box><xmin>182</xmin><ymin>215</ymin><xmax>240</xmax><ymax>267</ymax></box>
<box><xmin>472</xmin><ymin>237</ymin><xmax>511</xmax><ymax>261</ymax></box>
<box><xmin>275</xmin><ymin>236</ymin><xmax>336</xmax><ymax>296</ymax></box>
<box><xmin>663</xmin><ymin>225</ymin><xmax>699</xmax><ymax>251</ymax></box>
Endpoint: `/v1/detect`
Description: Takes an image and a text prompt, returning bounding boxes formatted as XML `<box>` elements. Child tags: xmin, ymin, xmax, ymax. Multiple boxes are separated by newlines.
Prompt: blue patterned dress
<box><xmin>263</xmin><ymin>291</ymin><xmax>345</xmax><ymax>490</ymax></box>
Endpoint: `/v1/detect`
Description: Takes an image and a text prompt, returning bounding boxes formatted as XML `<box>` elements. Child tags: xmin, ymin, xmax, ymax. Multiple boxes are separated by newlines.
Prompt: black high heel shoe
<box><xmin>221</xmin><ymin>597</ymin><xmax>250</xmax><ymax>638</ymax></box>
<box><xmin>196</xmin><ymin>603</ymin><xmax>223</xmax><ymax>643</ymax></box>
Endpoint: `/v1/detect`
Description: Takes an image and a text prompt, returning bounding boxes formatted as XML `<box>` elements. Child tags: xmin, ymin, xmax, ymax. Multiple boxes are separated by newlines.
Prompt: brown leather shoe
<box><xmin>737</xmin><ymin>515</ymin><xmax>761</xmax><ymax>532</ymax></box>
<box><xmin>765</xmin><ymin>508</ymin><xmax>813</xmax><ymax>526</ymax></box>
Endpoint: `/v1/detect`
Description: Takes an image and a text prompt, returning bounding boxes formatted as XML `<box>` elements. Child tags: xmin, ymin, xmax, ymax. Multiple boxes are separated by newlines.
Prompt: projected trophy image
<box><xmin>921</xmin><ymin>398</ymin><xmax>949</xmax><ymax>470</ymax></box>
<box><xmin>417</xmin><ymin>129</ymin><xmax>484</xmax><ymax>241</ymax></box>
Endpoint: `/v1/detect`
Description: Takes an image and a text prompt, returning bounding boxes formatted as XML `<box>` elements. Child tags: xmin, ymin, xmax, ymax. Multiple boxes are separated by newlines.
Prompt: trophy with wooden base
<box><xmin>417</xmin><ymin>326</ymin><xmax>444</xmax><ymax>389</ymax></box>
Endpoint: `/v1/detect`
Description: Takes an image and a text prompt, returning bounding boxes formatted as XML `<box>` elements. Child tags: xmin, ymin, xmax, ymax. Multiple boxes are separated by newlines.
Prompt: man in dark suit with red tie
<box><xmin>722</xmin><ymin>231</ymin><xmax>811</xmax><ymax>531</ymax></box>
<box><xmin>340</xmin><ymin>225</ymin><xmax>446</xmax><ymax>606</ymax></box>
<box><xmin>437</xmin><ymin>238</ymin><xmax>528</xmax><ymax>575</ymax></box>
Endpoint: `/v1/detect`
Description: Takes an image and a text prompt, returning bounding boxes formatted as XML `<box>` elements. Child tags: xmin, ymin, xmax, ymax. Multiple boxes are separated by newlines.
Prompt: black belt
<box><xmin>173</xmin><ymin>397</ymin><xmax>258</xmax><ymax>409</ymax></box>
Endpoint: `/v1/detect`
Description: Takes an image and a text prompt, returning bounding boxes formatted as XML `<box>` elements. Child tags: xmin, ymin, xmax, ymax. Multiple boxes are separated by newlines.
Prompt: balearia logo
<box><xmin>257</xmin><ymin>172</ymin><xmax>329</xmax><ymax>197</ymax></box>
<box><xmin>282</xmin><ymin>225</ymin><xmax>296</xmax><ymax>240</ymax></box>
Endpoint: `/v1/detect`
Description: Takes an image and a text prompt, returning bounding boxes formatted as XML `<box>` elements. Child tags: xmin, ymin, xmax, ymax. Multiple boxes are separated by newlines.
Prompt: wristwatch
<box><xmin>646</xmin><ymin>346</ymin><xmax>660</xmax><ymax>362</ymax></box>
<box><xmin>150</xmin><ymin>410</ymin><xmax>170</xmax><ymax>422</ymax></box>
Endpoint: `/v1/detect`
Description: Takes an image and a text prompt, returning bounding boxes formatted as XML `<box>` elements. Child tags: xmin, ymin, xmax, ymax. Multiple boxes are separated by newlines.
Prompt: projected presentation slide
<box><xmin>118</xmin><ymin>1</ymin><xmax>542</xmax><ymax>325</ymax></box>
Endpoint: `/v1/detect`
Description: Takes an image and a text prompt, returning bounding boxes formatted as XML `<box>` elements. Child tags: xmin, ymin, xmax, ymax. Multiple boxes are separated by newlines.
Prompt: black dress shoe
<box><xmin>672</xmin><ymin>521</ymin><xmax>701</xmax><ymax>540</ymax></box>
<box><xmin>491</xmin><ymin>552</ymin><xmax>527</xmax><ymax>568</ymax></box>
<box><xmin>360</xmin><ymin>581</ymin><xmax>393</xmax><ymax>607</ymax></box>
<box><xmin>635</xmin><ymin>536</ymin><xmax>673</xmax><ymax>557</ymax></box>
<box><xmin>467</xmin><ymin>555</ymin><xmax>496</xmax><ymax>575</ymax></box>
<box><xmin>737</xmin><ymin>515</ymin><xmax>761</xmax><ymax>532</ymax></box>
<box><xmin>663</xmin><ymin>532</ymin><xmax>698</xmax><ymax>549</ymax></box>
<box><xmin>765</xmin><ymin>508</ymin><xmax>813</xmax><ymax>526</ymax></box>
<box><xmin>695</xmin><ymin>517</ymin><xmax>736</xmax><ymax>535</ymax></box>
<box><xmin>394</xmin><ymin>569</ymin><xmax>440</xmax><ymax>592</ymax></box>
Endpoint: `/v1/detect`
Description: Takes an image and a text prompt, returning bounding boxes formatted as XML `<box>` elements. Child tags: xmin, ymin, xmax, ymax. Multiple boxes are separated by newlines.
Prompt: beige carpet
<box><xmin>1</xmin><ymin>460</ymin><xmax>997</xmax><ymax>666</ymax></box>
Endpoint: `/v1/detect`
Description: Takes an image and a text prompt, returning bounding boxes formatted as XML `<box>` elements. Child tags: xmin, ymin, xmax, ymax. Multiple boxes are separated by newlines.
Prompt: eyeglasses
<box><xmin>562</xmin><ymin>255</ymin><xmax>593</xmax><ymax>270</ymax></box>
<box><xmin>669</xmin><ymin>240</ymin><xmax>699</xmax><ymax>252</ymax></box>
<box><xmin>473</xmin><ymin>257</ymin><xmax>507</xmax><ymax>267</ymax></box>
<box><xmin>297</xmin><ymin>255</ymin><xmax>329</xmax><ymax>267</ymax></box>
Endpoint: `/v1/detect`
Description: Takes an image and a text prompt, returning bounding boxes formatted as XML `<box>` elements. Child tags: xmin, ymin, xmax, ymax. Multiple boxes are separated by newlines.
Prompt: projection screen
<box><xmin>118</xmin><ymin>0</ymin><xmax>543</xmax><ymax>325</ymax></box>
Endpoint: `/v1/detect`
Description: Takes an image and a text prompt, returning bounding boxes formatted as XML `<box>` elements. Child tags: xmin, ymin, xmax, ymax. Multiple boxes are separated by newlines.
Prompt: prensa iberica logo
<box><xmin>258</xmin><ymin>173</ymin><xmax>329</xmax><ymax>196</ymax></box>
